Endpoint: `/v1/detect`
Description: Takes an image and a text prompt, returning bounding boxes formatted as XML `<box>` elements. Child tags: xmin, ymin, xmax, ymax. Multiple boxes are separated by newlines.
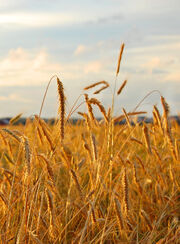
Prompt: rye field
<box><xmin>0</xmin><ymin>45</ymin><xmax>180</xmax><ymax>243</ymax></box>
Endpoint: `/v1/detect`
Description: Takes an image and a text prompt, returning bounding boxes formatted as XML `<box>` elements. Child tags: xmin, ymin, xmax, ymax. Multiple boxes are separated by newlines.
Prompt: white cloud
<box><xmin>0</xmin><ymin>10</ymin><xmax>125</xmax><ymax>29</ymax></box>
<box><xmin>0</xmin><ymin>93</ymin><xmax>30</xmax><ymax>102</ymax></box>
<box><xmin>144</xmin><ymin>57</ymin><xmax>161</xmax><ymax>69</ymax></box>
<box><xmin>83</xmin><ymin>61</ymin><xmax>103</xmax><ymax>74</ymax></box>
<box><xmin>0</xmin><ymin>48</ymin><xmax>108</xmax><ymax>87</ymax></box>
<box><xmin>0</xmin><ymin>12</ymin><xmax>88</xmax><ymax>28</ymax></box>
<box><xmin>164</xmin><ymin>72</ymin><xmax>180</xmax><ymax>83</ymax></box>
<box><xmin>123</xmin><ymin>37</ymin><xmax>180</xmax><ymax>82</ymax></box>
<box><xmin>141</xmin><ymin>56</ymin><xmax>175</xmax><ymax>74</ymax></box>
<box><xmin>74</xmin><ymin>40</ymin><xmax>119</xmax><ymax>57</ymax></box>
<box><xmin>129</xmin><ymin>40</ymin><xmax>180</xmax><ymax>55</ymax></box>
<box><xmin>0</xmin><ymin>34</ymin><xmax>180</xmax><ymax>117</ymax></box>
<box><xmin>0</xmin><ymin>48</ymin><xmax>62</xmax><ymax>86</ymax></box>
<box><xmin>74</xmin><ymin>45</ymin><xmax>89</xmax><ymax>56</ymax></box>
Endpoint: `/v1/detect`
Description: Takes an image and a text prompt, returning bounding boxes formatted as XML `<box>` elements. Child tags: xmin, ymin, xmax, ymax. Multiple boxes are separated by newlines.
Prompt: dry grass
<box><xmin>0</xmin><ymin>47</ymin><xmax>180</xmax><ymax>244</ymax></box>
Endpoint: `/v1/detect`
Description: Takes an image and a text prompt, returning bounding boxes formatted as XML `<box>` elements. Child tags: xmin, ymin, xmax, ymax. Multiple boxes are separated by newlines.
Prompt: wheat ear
<box><xmin>84</xmin><ymin>80</ymin><xmax>109</xmax><ymax>90</ymax></box>
<box><xmin>133</xmin><ymin>163</ymin><xmax>142</xmax><ymax>195</ymax></box>
<box><xmin>117</xmin><ymin>80</ymin><xmax>127</xmax><ymax>95</ymax></box>
<box><xmin>122</xmin><ymin>108</ymin><xmax>131</xmax><ymax>127</ymax></box>
<box><xmin>94</xmin><ymin>84</ymin><xmax>109</xmax><ymax>94</ymax></box>
<box><xmin>57</xmin><ymin>77</ymin><xmax>65</xmax><ymax>141</ymax></box>
<box><xmin>78</xmin><ymin>112</ymin><xmax>91</xmax><ymax>131</ymax></box>
<box><xmin>38</xmin><ymin>154</ymin><xmax>55</xmax><ymax>186</ymax></box>
<box><xmin>122</xmin><ymin>168</ymin><xmax>129</xmax><ymax>215</ymax></box>
<box><xmin>22</xmin><ymin>136</ymin><xmax>31</xmax><ymax>176</ymax></box>
<box><xmin>116</xmin><ymin>43</ymin><xmax>125</xmax><ymax>76</ymax></box>
<box><xmin>90</xmin><ymin>133</ymin><xmax>97</xmax><ymax>162</ymax></box>
<box><xmin>89</xmin><ymin>98</ymin><xmax>108</xmax><ymax>123</ymax></box>
<box><xmin>143</xmin><ymin>123</ymin><xmax>152</xmax><ymax>154</ymax></box>
<box><xmin>161</xmin><ymin>96</ymin><xmax>176</xmax><ymax>159</ymax></box>
<box><xmin>114</xmin><ymin>197</ymin><xmax>124</xmax><ymax>230</ymax></box>
<box><xmin>35</xmin><ymin>116</ymin><xmax>54</xmax><ymax>151</ymax></box>
<box><xmin>84</xmin><ymin>94</ymin><xmax>96</xmax><ymax>124</ymax></box>
<box><xmin>2</xmin><ymin>128</ymin><xmax>21</xmax><ymax>142</ymax></box>
<box><xmin>153</xmin><ymin>105</ymin><xmax>163</xmax><ymax>133</ymax></box>
<box><xmin>45</xmin><ymin>188</ymin><xmax>54</xmax><ymax>238</ymax></box>
<box><xmin>9</xmin><ymin>113</ymin><xmax>23</xmax><ymax>125</ymax></box>
<box><xmin>175</xmin><ymin>139</ymin><xmax>179</xmax><ymax>160</ymax></box>
<box><xmin>81</xmin><ymin>133</ymin><xmax>92</xmax><ymax>161</ymax></box>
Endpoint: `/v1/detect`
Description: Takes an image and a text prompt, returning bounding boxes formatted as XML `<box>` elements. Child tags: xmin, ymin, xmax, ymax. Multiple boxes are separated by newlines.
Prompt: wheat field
<box><xmin>0</xmin><ymin>45</ymin><xmax>180</xmax><ymax>243</ymax></box>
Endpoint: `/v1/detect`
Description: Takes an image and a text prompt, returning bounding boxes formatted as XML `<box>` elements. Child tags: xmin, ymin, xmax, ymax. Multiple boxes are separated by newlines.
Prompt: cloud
<box><xmin>84</xmin><ymin>61</ymin><xmax>103</xmax><ymax>74</ymax></box>
<box><xmin>74</xmin><ymin>45</ymin><xmax>89</xmax><ymax>56</ymax></box>
<box><xmin>129</xmin><ymin>39</ymin><xmax>180</xmax><ymax>55</ymax></box>
<box><xmin>0</xmin><ymin>47</ymin><xmax>108</xmax><ymax>88</ymax></box>
<box><xmin>0</xmin><ymin>32</ymin><xmax>180</xmax><ymax>117</ymax></box>
<box><xmin>0</xmin><ymin>46</ymin><xmax>109</xmax><ymax>117</ymax></box>
<box><xmin>139</xmin><ymin>54</ymin><xmax>179</xmax><ymax>78</ymax></box>
<box><xmin>0</xmin><ymin>10</ymin><xmax>124</xmax><ymax>29</ymax></box>
<box><xmin>0</xmin><ymin>11</ymin><xmax>88</xmax><ymax>28</ymax></box>
<box><xmin>96</xmin><ymin>12</ymin><xmax>123</xmax><ymax>24</ymax></box>
<box><xmin>0</xmin><ymin>93</ymin><xmax>30</xmax><ymax>102</ymax></box>
<box><xmin>164</xmin><ymin>72</ymin><xmax>180</xmax><ymax>83</ymax></box>
<box><xmin>125</xmin><ymin>37</ymin><xmax>180</xmax><ymax>80</ymax></box>
<box><xmin>0</xmin><ymin>48</ymin><xmax>62</xmax><ymax>86</ymax></box>
<box><xmin>142</xmin><ymin>57</ymin><xmax>162</xmax><ymax>73</ymax></box>
<box><xmin>74</xmin><ymin>40</ymin><xmax>121</xmax><ymax>58</ymax></box>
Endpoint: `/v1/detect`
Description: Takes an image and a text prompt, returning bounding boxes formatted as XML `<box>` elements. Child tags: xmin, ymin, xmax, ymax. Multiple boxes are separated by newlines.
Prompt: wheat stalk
<box><xmin>130</xmin><ymin>137</ymin><xmax>143</xmax><ymax>146</ymax></box>
<box><xmin>141</xmin><ymin>209</ymin><xmax>153</xmax><ymax>231</ymax></box>
<box><xmin>0</xmin><ymin>131</ymin><xmax>7</xmax><ymax>146</ymax></box>
<box><xmin>114</xmin><ymin>111</ymin><xmax>147</xmax><ymax>123</ymax></box>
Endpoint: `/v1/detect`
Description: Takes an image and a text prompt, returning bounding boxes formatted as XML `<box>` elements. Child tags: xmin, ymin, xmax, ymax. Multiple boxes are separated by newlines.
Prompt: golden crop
<box><xmin>0</xmin><ymin>44</ymin><xmax>179</xmax><ymax>243</ymax></box>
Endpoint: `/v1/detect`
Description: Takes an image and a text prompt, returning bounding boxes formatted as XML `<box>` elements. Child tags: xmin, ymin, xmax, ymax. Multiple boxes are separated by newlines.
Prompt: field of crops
<box><xmin>0</xmin><ymin>45</ymin><xmax>180</xmax><ymax>243</ymax></box>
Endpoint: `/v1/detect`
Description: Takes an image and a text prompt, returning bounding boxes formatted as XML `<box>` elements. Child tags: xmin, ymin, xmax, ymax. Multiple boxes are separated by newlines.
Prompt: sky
<box><xmin>0</xmin><ymin>0</ymin><xmax>180</xmax><ymax>118</ymax></box>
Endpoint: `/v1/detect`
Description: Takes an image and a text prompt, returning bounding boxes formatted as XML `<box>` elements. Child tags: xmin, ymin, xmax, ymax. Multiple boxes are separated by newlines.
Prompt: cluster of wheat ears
<box><xmin>0</xmin><ymin>44</ymin><xmax>179</xmax><ymax>243</ymax></box>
